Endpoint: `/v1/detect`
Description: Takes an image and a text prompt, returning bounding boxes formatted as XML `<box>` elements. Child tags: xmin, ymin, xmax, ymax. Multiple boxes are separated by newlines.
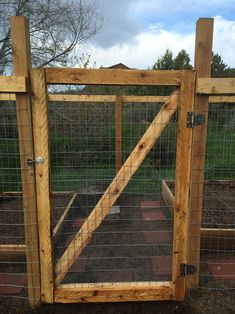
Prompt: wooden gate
<box><xmin>30</xmin><ymin>67</ymin><xmax>196</xmax><ymax>303</ymax></box>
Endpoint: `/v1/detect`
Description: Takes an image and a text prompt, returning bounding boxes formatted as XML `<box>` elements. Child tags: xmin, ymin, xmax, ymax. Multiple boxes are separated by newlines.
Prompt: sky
<box><xmin>84</xmin><ymin>0</ymin><xmax>235</xmax><ymax>69</ymax></box>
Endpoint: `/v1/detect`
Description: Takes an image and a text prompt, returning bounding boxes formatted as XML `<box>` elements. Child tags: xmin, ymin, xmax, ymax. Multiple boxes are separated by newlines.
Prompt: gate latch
<box><xmin>180</xmin><ymin>263</ymin><xmax>197</xmax><ymax>277</ymax></box>
<box><xmin>187</xmin><ymin>112</ymin><xmax>205</xmax><ymax>128</ymax></box>
<box><xmin>26</xmin><ymin>156</ymin><xmax>44</xmax><ymax>166</ymax></box>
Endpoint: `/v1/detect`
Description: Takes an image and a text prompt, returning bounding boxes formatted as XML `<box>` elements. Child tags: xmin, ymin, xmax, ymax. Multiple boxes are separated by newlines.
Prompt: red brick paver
<box><xmin>151</xmin><ymin>256</ymin><xmax>172</xmax><ymax>276</ymax></box>
<box><xmin>0</xmin><ymin>274</ymin><xmax>26</xmax><ymax>295</ymax></box>
<box><xmin>98</xmin><ymin>271</ymin><xmax>132</xmax><ymax>282</ymax></box>
<box><xmin>207</xmin><ymin>258</ymin><xmax>235</xmax><ymax>280</ymax></box>
<box><xmin>142</xmin><ymin>211</ymin><xmax>166</xmax><ymax>221</ymax></box>
<box><xmin>144</xmin><ymin>231</ymin><xmax>172</xmax><ymax>244</ymax></box>
<box><xmin>140</xmin><ymin>200</ymin><xmax>161</xmax><ymax>209</ymax></box>
<box><xmin>70</xmin><ymin>256</ymin><xmax>88</xmax><ymax>272</ymax></box>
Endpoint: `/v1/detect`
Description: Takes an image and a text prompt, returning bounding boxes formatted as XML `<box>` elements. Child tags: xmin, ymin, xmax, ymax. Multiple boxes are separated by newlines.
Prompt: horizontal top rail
<box><xmin>197</xmin><ymin>78</ymin><xmax>235</xmax><ymax>94</ymax></box>
<box><xmin>45</xmin><ymin>68</ymin><xmax>183</xmax><ymax>86</ymax></box>
<box><xmin>1</xmin><ymin>93</ymin><xmax>235</xmax><ymax>104</ymax></box>
<box><xmin>0</xmin><ymin>76</ymin><xmax>27</xmax><ymax>93</ymax></box>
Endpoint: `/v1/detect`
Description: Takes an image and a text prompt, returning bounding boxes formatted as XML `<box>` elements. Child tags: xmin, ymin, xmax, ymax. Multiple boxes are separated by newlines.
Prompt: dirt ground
<box><xmin>0</xmin><ymin>182</ymin><xmax>235</xmax><ymax>313</ymax></box>
<box><xmin>0</xmin><ymin>289</ymin><xmax>235</xmax><ymax>314</ymax></box>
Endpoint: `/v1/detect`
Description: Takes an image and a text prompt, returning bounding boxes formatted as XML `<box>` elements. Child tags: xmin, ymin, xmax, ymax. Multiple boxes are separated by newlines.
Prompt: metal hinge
<box><xmin>25</xmin><ymin>156</ymin><xmax>44</xmax><ymax>166</ymax></box>
<box><xmin>180</xmin><ymin>263</ymin><xmax>197</xmax><ymax>277</ymax></box>
<box><xmin>187</xmin><ymin>112</ymin><xmax>205</xmax><ymax>128</ymax></box>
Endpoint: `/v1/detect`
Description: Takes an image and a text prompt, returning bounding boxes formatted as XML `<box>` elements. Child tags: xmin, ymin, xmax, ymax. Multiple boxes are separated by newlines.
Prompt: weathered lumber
<box><xmin>55</xmin><ymin>90</ymin><xmax>179</xmax><ymax>285</ymax></box>
<box><xmin>172</xmin><ymin>71</ymin><xmax>196</xmax><ymax>300</ymax></box>
<box><xmin>0</xmin><ymin>76</ymin><xmax>27</xmax><ymax>92</ymax></box>
<box><xmin>53</xmin><ymin>193</ymin><xmax>77</xmax><ymax>240</ymax></box>
<box><xmin>187</xmin><ymin>18</ymin><xmax>214</xmax><ymax>288</ymax></box>
<box><xmin>0</xmin><ymin>244</ymin><xmax>26</xmax><ymax>261</ymax></box>
<box><xmin>197</xmin><ymin>78</ymin><xmax>235</xmax><ymax>94</ymax></box>
<box><xmin>31</xmin><ymin>68</ymin><xmax>54</xmax><ymax>303</ymax></box>
<box><xmin>1</xmin><ymin>93</ymin><xmax>235</xmax><ymax>103</ymax></box>
<box><xmin>10</xmin><ymin>16</ymin><xmax>41</xmax><ymax>307</ymax></box>
<box><xmin>45</xmin><ymin>68</ymin><xmax>182</xmax><ymax>85</ymax></box>
<box><xmin>54</xmin><ymin>283</ymin><xmax>173</xmax><ymax>303</ymax></box>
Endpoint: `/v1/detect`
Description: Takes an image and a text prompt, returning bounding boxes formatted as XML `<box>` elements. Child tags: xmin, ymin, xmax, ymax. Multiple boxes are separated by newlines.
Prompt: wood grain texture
<box><xmin>10</xmin><ymin>16</ymin><xmax>41</xmax><ymax>308</ymax></box>
<box><xmin>31</xmin><ymin>68</ymin><xmax>54</xmax><ymax>303</ymax></box>
<box><xmin>187</xmin><ymin>18</ymin><xmax>214</xmax><ymax>288</ymax></box>
<box><xmin>45</xmin><ymin>68</ymin><xmax>182</xmax><ymax>86</ymax></box>
<box><xmin>0</xmin><ymin>244</ymin><xmax>26</xmax><ymax>261</ymax></box>
<box><xmin>2</xmin><ymin>93</ymin><xmax>235</xmax><ymax>104</ymax></box>
<box><xmin>172</xmin><ymin>71</ymin><xmax>196</xmax><ymax>300</ymax></box>
<box><xmin>55</xmin><ymin>90</ymin><xmax>179</xmax><ymax>285</ymax></box>
<box><xmin>54</xmin><ymin>283</ymin><xmax>173</xmax><ymax>303</ymax></box>
<box><xmin>197</xmin><ymin>78</ymin><xmax>235</xmax><ymax>94</ymax></box>
<box><xmin>0</xmin><ymin>76</ymin><xmax>26</xmax><ymax>92</ymax></box>
<box><xmin>115</xmin><ymin>95</ymin><xmax>122</xmax><ymax>173</ymax></box>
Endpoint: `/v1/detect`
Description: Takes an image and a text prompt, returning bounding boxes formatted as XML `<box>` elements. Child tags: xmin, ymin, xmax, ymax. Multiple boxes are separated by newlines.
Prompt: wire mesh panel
<box><xmin>0</xmin><ymin>98</ymin><xmax>39</xmax><ymax>307</ymax></box>
<box><xmin>199</xmin><ymin>103</ymin><xmax>235</xmax><ymax>289</ymax></box>
<box><xmin>48</xmin><ymin>87</ymin><xmax>177</xmax><ymax>287</ymax></box>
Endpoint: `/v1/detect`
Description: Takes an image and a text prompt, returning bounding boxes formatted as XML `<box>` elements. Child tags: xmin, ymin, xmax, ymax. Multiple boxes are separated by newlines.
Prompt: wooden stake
<box><xmin>187</xmin><ymin>18</ymin><xmax>214</xmax><ymax>288</ymax></box>
<box><xmin>10</xmin><ymin>16</ymin><xmax>41</xmax><ymax>308</ymax></box>
<box><xmin>31</xmin><ymin>68</ymin><xmax>54</xmax><ymax>303</ymax></box>
<box><xmin>115</xmin><ymin>95</ymin><xmax>123</xmax><ymax>173</ymax></box>
<box><xmin>55</xmin><ymin>90</ymin><xmax>179</xmax><ymax>285</ymax></box>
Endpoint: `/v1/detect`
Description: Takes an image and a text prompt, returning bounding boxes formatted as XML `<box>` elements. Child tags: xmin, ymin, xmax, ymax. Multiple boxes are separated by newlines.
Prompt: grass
<box><xmin>0</xmin><ymin>118</ymin><xmax>234</xmax><ymax>192</ymax></box>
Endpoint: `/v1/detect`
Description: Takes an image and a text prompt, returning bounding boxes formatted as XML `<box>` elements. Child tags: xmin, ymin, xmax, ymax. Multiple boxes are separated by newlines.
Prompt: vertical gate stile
<box><xmin>187</xmin><ymin>18</ymin><xmax>214</xmax><ymax>288</ymax></box>
<box><xmin>30</xmin><ymin>68</ymin><xmax>54</xmax><ymax>303</ymax></box>
<box><xmin>172</xmin><ymin>71</ymin><xmax>196</xmax><ymax>300</ymax></box>
<box><xmin>10</xmin><ymin>16</ymin><xmax>41</xmax><ymax>308</ymax></box>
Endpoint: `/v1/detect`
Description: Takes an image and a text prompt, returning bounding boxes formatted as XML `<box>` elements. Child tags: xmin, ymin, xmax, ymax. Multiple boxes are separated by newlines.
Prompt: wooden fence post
<box><xmin>172</xmin><ymin>71</ymin><xmax>196</xmax><ymax>300</ymax></box>
<box><xmin>31</xmin><ymin>68</ymin><xmax>54</xmax><ymax>303</ymax></box>
<box><xmin>10</xmin><ymin>16</ymin><xmax>41</xmax><ymax>307</ymax></box>
<box><xmin>115</xmin><ymin>95</ymin><xmax>123</xmax><ymax>173</ymax></box>
<box><xmin>187</xmin><ymin>18</ymin><xmax>214</xmax><ymax>288</ymax></box>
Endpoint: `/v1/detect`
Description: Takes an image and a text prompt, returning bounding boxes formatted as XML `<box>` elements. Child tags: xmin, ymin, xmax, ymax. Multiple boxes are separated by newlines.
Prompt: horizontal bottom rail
<box><xmin>55</xmin><ymin>282</ymin><xmax>174</xmax><ymax>303</ymax></box>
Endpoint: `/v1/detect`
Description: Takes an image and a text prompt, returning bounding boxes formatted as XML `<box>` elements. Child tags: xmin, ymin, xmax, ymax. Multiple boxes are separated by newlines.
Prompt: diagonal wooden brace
<box><xmin>55</xmin><ymin>90</ymin><xmax>179</xmax><ymax>285</ymax></box>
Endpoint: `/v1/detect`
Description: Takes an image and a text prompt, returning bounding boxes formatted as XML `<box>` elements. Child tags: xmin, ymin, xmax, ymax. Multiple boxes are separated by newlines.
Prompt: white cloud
<box><xmin>86</xmin><ymin>16</ymin><xmax>235</xmax><ymax>69</ymax></box>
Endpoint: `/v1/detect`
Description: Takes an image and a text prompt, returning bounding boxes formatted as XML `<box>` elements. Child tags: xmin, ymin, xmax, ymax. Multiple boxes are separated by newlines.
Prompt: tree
<box><xmin>173</xmin><ymin>49</ymin><xmax>192</xmax><ymax>70</ymax></box>
<box><xmin>0</xmin><ymin>0</ymin><xmax>103</xmax><ymax>74</ymax></box>
<box><xmin>153</xmin><ymin>49</ymin><xmax>193</xmax><ymax>70</ymax></box>
<box><xmin>211</xmin><ymin>52</ymin><xmax>228</xmax><ymax>77</ymax></box>
<box><xmin>153</xmin><ymin>49</ymin><xmax>174</xmax><ymax>70</ymax></box>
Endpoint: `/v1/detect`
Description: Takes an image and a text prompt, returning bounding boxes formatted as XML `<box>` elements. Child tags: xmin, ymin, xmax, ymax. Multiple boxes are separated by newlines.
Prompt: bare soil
<box><xmin>0</xmin><ymin>182</ymin><xmax>235</xmax><ymax>313</ymax></box>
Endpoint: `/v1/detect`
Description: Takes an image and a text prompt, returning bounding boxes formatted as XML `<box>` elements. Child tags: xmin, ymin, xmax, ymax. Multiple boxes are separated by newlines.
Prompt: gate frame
<box><xmin>29</xmin><ymin>66</ymin><xmax>196</xmax><ymax>303</ymax></box>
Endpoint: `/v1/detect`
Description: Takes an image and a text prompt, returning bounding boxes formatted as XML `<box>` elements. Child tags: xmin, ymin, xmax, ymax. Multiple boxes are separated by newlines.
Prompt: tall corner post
<box><xmin>186</xmin><ymin>18</ymin><xmax>214</xmax><ymax>288</ymax></box>
<box><xmin>10</xmin><ymin>16</ymin><xmax>41</xmax><ymax>307</ymax></box>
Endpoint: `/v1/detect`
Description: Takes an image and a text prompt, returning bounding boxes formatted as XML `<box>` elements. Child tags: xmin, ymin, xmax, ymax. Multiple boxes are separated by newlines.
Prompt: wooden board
<box><xmin>10</xmin><ymin>16</ymin><xmax>41</xmax><ymax>308</ymax></box>
<box><xmin>197</xmin><ymin>78</ymin><xmax>235</xmax><ymax>94</ymax></box>
<box><xmin>54</xmin><ymin>283</ymin><xmax>173</xmax><ymax>303</ymax></box>
<box><xmin>0</xmin><ymin>244</ymin><xmax>26</xmax><ymax>261</ymax></box>
<box><xmin>31</xmin><ymin>68</ymin><xmax>54</xmax><ymax>303</ymax></box>
<box><xmin>55</xmin><ymin>90</ymin><xmax>179</xmax><ymax>285</ymax></box>
<box><xmin>115</xmin><ymin>95</ymin><xmax>122</xmax><ymax>173</ymax></box>
<box><xmin>172</xmin><ymin>71</ymin><xmax>196</xmax><ymax>300</ymax></box>
<box><xmin>1</xmin><ymin>93</ymin><xmax>235</xmax><ymax>104</ymax></box>
<box><xmin>161</xmin><ymin>180</ymin><xmax>235</xmax><ymax>250</ymax></box>
<box><xmin>53</xmin><ymin>193</ymin><xmax>77</xmax><ymax>241</ymax></box>
<box><xmin>187</xmin><ymin>18</ymin><xmax>214</xmax><ymax>288</ymax></box>
<box><xmin>0</xmin><ymin>76</ymin><xmax>27</xmax><ymax>92</ymax></box>
<box><xmin>45</xmin><ymin>68</ymin><xmax>182</xmax><ymax>86</ymax></box>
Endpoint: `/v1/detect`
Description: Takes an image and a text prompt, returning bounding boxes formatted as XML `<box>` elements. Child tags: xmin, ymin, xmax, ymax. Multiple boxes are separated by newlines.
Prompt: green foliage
<box><xmin>211</xmin><ymin>52</ymin><xmax>228</xmax><ymax>77</ymax></box>
<box><xmin>152</xmin><ymin>49</ymin><xmax>192</xmax><ymax>70</ymax></box>
<box><xmin>153</xmin><ymin>49</ymin><xmax>174</xmax><ymax>70</ymax></box>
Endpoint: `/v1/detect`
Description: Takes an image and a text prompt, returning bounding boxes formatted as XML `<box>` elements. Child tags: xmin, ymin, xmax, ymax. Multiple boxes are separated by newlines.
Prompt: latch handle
<box><xmin>26</xmin><ymin>156</ymin><xmax>44</xmax><ymax>165</ymax></box>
